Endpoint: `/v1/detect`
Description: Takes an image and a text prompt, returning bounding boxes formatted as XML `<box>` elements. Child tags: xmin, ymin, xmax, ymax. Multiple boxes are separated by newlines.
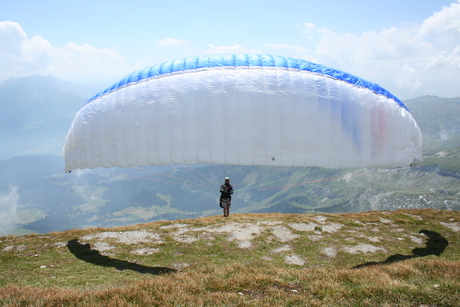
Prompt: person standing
<box><xmin>219</xmin><ymin>177</ymin><xmax>233</xmax><ymax>217</ymax></box>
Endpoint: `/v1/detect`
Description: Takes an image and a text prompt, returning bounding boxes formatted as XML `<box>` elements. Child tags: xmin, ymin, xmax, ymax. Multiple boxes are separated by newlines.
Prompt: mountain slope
<box><xmin>405</xmin><ymin>95</ymin><xmax>460</xmax><ymax>173</ymax></box>
<box><xmin>0</xmin><ymin>75</ymin><xmax>92</xmax><ymax>158</ymax></box>
<box><xmin>404</xmin><ymin>95</ymin><xmax>460</xmax><ymax>151</ymax></box>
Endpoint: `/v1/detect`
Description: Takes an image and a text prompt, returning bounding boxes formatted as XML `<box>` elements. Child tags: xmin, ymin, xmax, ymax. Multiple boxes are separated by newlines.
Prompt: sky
<box><xmin>1</xmin><ymin>0</ymin><xmax>459</xmax><ymax>100</ymax></box>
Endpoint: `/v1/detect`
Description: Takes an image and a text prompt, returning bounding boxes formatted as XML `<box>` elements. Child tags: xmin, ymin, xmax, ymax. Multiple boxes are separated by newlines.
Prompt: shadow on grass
<box><xmin>67</xmin><ymin>239</ymin><xmax>176</xmax><ymax>275</ymax></box>
<box><xmin>353</xmin><ymin>229</ymin><xmax>448</xmax><ymax>269</ymax></box>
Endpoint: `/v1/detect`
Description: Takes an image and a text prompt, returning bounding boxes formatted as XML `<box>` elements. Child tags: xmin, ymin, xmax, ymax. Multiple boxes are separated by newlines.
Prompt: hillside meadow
<box><xmin>1</xmin><ymin>209</ymin><xmax>459</xmax><ymax>306</ymax></box>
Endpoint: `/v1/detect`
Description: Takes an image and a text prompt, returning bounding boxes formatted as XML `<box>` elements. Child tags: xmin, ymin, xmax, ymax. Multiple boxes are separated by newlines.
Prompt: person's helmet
<box><xmin>225</xmin><ymin>177</ymin><xmax>230</xmax><ymax>180</ymax></box>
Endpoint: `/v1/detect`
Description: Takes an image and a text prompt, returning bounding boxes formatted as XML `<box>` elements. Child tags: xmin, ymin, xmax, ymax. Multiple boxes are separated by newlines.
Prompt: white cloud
<box><xmin>157</xmin><ymin>37</ymin><xmax>190</xmax><ymax>46</ymax></box>
<box><xmin>204</xmin><ymin>44</ymin><xmax>261</xmax><ymax>54</ymax></box>
<box><xmin>0</xmin><ymin>186</ymin><xmax>19</xmax><ymax>235</ymax></box>
<box><xmin>47</xmin><ymin>43</ymin><xmax>127</xmax><ymax>82</ymax></box>
<box><xmin>265</xmin><ymin>43</ymin><xmax>310</xmax><ymax>54</ymax></box>
<box><xmin>0</xmin><ymin>21</ymin><xmax>26</xmax><ymax>56</ymax></box>
<box><xmin>2</xmin><ymin>1</ymin><xmax>460</xmax><ymax>100</ymax></box>
<box><xmin>297</xmin><ymin>1</ymin><xmax>460</xmax><ymax>99</ymax></box>
<box><xmin>420</xmin><ymin>1</ymin><xmax>460</xmax><ymax>45</ymax></box>
<box><xmin>0</xmin><ymin>21</ymin><xmax>128</xmax><ymax>83</ymax></box>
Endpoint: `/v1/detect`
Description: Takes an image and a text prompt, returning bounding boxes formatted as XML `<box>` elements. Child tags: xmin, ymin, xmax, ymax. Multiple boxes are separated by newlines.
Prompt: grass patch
<box><xmin>1</xmin><ymin>209</ymin><xmax>459</xmax><ymax>306</ymax></box>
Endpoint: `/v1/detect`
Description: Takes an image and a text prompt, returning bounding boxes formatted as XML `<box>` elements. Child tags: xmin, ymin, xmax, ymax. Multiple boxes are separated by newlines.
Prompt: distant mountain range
<box><xmin>0</xmin><ymin>75</ymin><xmax>459</xmax><ymax>235</ymax></box>
<box><xmin>0</xmin><ymin>75</ymin><xmax>96</xmax><ymax>159</ymax></box>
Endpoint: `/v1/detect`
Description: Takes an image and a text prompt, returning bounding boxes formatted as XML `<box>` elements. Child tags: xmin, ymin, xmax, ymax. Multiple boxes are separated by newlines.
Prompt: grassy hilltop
<box><xmin>1</xmin><ymin>209</ymin><xmax>460</xmax><ymax>306</ymax></box>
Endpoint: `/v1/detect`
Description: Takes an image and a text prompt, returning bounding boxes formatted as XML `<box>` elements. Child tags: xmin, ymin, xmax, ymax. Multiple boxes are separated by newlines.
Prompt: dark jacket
<box><xmin>220</xmin><ymin>183</ymin><xmax>233</xmax><ymax>199</ymax></box>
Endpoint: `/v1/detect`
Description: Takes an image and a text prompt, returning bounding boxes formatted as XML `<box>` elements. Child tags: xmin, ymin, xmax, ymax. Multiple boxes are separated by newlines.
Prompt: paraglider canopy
<box><xmin>63</xmin><ymin>54</ymin><xmax>423</xmax><ymax>173</ymax></box>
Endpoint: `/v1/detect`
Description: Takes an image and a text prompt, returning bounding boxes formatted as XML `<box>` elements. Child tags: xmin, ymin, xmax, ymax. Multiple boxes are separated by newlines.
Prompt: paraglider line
<box><xmin>114</xmin><ymin>173</ymin><xmax>214</xmax><ymax>189</ymax></box>
<box><xmin>259</xmin><ymin>171</ymin><xmax>377</xmax><ymax>191</ymax></box>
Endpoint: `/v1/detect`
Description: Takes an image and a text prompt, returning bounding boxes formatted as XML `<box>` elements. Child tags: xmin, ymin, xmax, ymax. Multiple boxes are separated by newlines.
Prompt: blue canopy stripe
<box><xmin>87</xmin><ymin>54</ymin><xmax>407</xmax><ymax>110</ymax></box>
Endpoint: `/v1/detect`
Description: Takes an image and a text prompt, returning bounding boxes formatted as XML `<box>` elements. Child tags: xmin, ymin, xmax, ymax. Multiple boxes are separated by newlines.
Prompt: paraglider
<box><xmin>63</xmin><ymin>54</ymin><xmax>422</xmax><ymax>173</ymax></box>
<box><xmin>220</xmin><ymin>177</ymin><xmax>234</xmax><ymax>217</ymax></box>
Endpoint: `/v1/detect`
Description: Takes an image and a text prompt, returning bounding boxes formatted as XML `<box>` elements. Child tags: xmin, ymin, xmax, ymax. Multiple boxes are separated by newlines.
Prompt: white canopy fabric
<box><xmin>63</xmin><ymin>54</ymin><xmax>423</xmax><ymax>172</ymax></box>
